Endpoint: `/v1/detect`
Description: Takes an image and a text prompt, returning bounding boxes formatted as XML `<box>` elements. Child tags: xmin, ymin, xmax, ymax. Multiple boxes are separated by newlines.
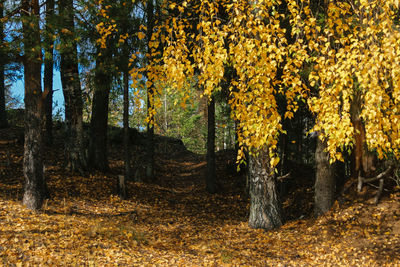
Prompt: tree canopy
<box><xmin>100</xmin><ymin>0</ymin><xmax>400</xmax><ymax>166</ymax></box>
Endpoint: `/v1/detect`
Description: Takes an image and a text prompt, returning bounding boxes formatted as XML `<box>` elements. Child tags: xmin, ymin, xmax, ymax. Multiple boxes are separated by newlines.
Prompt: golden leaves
<box><xmin>95</xmin><ymin>0</ymin><xmax>400</xmax><ymax>164</ymax></box>
<box><xmin>60</xmin><ymin>28</ymin><xmax>72</xmax><ymax>35</ymax></box>
<box><xmin>2</xmin><ymin>126</ymin><xmax>400</xmax><ymax>265</ymax></box>
<box><xmin>193</xmin><ymin>12</ymin><xmax>227</xmax><ymax>99</ymax></box>
<box><xmin>158</xmin><ymin>0</ymin><xmax>317</xmax><ymax>165</ymax></box>
<box><xmin>303</xmin><ymin>0</ymin><xmax>400</xmax><ymax>160</ymax></box>
<box><xmin>137</xmin><ymin>31</ymin><xmax>146</xmax><ymax>40</ymax></box>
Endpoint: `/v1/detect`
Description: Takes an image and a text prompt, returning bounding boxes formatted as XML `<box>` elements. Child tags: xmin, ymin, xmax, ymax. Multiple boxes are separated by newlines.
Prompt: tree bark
<box><xmin>119</xmin><ymin>0</ymin><xmax>133</xmax><ymax>185</ymax></box>
<box><xmin>248</xmin><ymin>147</ymin><xmax>282</xmax><ymax>229</ymax></box>
<box><xmin>88</xmin><ymin>53</ymin><xmax>110</xmax><ymax>172</ymax></box>
<box><xmin>145</xmin><ymin>0</ymin><xmax>155</xmax><ymax>182</ymax></box>
<box><xmin>123</xmin><ymin>70</ymin><xmax>131</xmax><ymax>183</ymax></box>
<box><xmin>0</xmin><ymin>0</ymin><xmax>8</xmax><ymax>129</ymax></box>
<box><xmin>22</xmin><ymin>0</ymin><xmax>47</xmax><ymax>210</ymax></box>
<box><xmin>314</xmin><ymin>137</ymin><xmax>335</xmax><ymax>216</ymax></box>
<box><xmin>43</xmin><ymin>0</ymin><xmax>54</xmax><ymax>145</ymax></box>
<box><xmin>351</xmin><ymin>90</ymin><xmax>376</xmax><ymax>189</ymax></box>
<box><xmin>59</xmin><ymin>0</ymin><xmax>87</xmax><ymax>172</ymax></box>
<box><xmin>118</xmin><ymin>175</ymin><xmax>127</xmax><ymax>200</ymax></box>
<box><xmin>206</xmin><ymin>96</ymin><xmax>217</xmax><ymax>193</ymax></box>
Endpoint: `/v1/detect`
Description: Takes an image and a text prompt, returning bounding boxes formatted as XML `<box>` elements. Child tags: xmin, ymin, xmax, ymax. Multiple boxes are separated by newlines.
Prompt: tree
<box><xmin>88</xmin><ymin>50</ymin><xmax>112</xmax><ymax>172</ymax></box>
<box><xmin>248</xmin><ymin>147</ymin><xmax>282</xmax><ymax>228</ymax></box>
<box><xmin>123</xmin><ymin>67</ymin><xmax>131</xmax><ymax>193</ymax></box>
<box><xmin>89</xmin><ymin>0</ymin><xmax>140</xmax><ymax>173</ymax></box>
<box><xmin>0</xmin><ymin>0</ymin><xmax>8</xmax><ymax>129</ymax></box>
<box><xmin>145</xmin><ymin>0</ymin><xmax>155</xmax><ymax>182</ymax></box>
<box><xmin>119</xmin><ymin>0</ymin><xmax>136</xmax><ymax>194</ymax></box>
<box><xmin>314</xmin><ymin>136</ymin><xmax>335</xmax><ymax>216</ymax></box>
<box><xmin>305</xmin><ymin>0</ymin><xmax>400</xmax><ymax>200</ymax></box>
<box><xmin>21</xmin><ymin>0</ymin><xmax>48</xmax><ymax>210</ymax></box>
<box><xmin>43</xmin><ymin>0</ymin><xmax>55</xmax><ymax>145</ymax></box>
<box><xmin>59</xmin><ymin>0</ymin><xmax>87</xmax><ymax>172</ymax></box>
<box><xmin>307</xmin><ymin>0</ymin><xmax>400</xmax><ymax>160</ymax></box>
<box><xmin>154</xmin><ymin>86</ymin><xmax>207</xmax><ymax>153</ymax></box>
<box><xmin>155</xmin><ymin>0</ymin><xmax>308</xmax><ymax>229</ymax></box>
<box><xmin>120</xmin><ymin>70</ymin><xmax>129</xmax><ymax>197</ymax></box>
<box><xmin>205</xmin><ymin>95</ymin><xmax>217</xmax><ymax>193</ymax></box>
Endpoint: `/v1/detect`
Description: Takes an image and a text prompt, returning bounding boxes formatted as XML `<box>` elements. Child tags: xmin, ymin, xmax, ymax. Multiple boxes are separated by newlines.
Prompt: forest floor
<box><xmin>0</xmin><ymin>126</ymin><xmax>400</xmax><ymax>266</ymax></box>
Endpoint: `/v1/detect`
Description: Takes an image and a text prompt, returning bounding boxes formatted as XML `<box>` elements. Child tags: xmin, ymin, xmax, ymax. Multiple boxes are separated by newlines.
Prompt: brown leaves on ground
<box><xmin>0</xmin><ymin>127</ymin><xmax>400</xmax><ymax>266</ymax></box>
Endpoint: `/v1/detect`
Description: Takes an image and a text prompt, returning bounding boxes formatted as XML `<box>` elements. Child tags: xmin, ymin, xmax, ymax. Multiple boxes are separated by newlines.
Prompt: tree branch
<box><xmin>277</xmin><ymin>172</ymin><xmax>291</xmax><ymax>181</ymax></box>
<box><xmin>360</xmin><ymin>165</ymin><xmax>394</xmax><ymax>184</ymax></box>
<box><xmin>357</xmin><ymin>165</ymin><xmax>395</xmax><ymax>204</ymax></box>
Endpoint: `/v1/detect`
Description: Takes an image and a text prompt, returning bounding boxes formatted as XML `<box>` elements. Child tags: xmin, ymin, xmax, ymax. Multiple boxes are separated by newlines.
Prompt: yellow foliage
<box><xmin>137</xmin><ymin>32</ymin><xmax>146</xmax><ymax>40</ymax></box>
<box><xmin>304</xmin><ymin>0</ymin><xmax>400</xmax><ymax>160</ymax></box>
<box><xmin>96</xmin><ymin>0</ymin><xmax>400</xmax><ymax>165</ymax></box>
<box><xmin>159</xmin><ymin>0</ymin><xmax>309</xmax><ymax>166</ymax></box>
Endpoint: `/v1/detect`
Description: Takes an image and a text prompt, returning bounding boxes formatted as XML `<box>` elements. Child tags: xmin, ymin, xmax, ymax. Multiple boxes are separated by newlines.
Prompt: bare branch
<box><xmin>361</xmin><ymin>165</ymin><xmax>394</xmax><ymax>184</ymax></box>
<box><xmin>277</xmin><ymin>172</ymin><xmax>291</xmax><ymax>181</ymax></box>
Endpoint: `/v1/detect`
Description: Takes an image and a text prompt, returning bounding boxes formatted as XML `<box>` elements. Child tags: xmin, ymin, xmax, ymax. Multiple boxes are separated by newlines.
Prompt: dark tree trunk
<box><xmin>119</xmin><ymin>1</ymin><xmax>132</xmax><ymax>185</ymax></box>
<box><xmin>123</xmin><ymin>70</ymin><xmax>131</xmax><ymax>183</ymax></box>
<box><xmin>0</xmin><ymin>62</ymin><xmax>5</xmax><ymax>129</ymax></box>
<box><xmin>43</xmin><ymin>0</ymin><xmax>54</xmax><ymax>145</ymax></box>
<box><xmin>248</xmin><ymin>147</ymin><xmax>282</xmax><ymax>229</ymax></box>
<box><xmin>206</xmin><ymin>96</ymin><xmax>217</xmax><ymax>193</ymax></box>
<box><xmin>0</xmin><ymin>1</ymin><xmax>8</xmax><ymax>129</ymax></box>
<box><xmin>22</xmin><ymin>0</ymin><xmax>47</xmax><ymax>210</ymax></box>
<box><xmin>145</xmin><ymin>95</ymin><xmax>155</xmax><ymax>181</ymax></box>
<box><xmin>119</xmin><ymin>50</ymin><xmax>130</xmax><ymax>199</ymax></box>
<box><xmin>88</xmin><ymin>54</ymin><xmax>110</xmax><ymax>172</ymax></box>
<box><xmin>314</xmin><ymin>137</ymin><xmax>335</xmax><ymax>216</ymax></box>
<box><xmin>59</xmin><ymin>0</ymin><xmax>87</xmax><ymax>172</ymax></box>
<box><xmin>145</xmin><ymin>0</ymin><xmax>155</xmax><ymax>182</ymax></box>
<box><xmin>118</xmin><ymin>175</ymin><xmax>127</xmax><ymax>200</ymax></box>
<box><xmin>278</xmin><ymin>128</ymin><xmax>288</xmax><ymax>197</ymax></box>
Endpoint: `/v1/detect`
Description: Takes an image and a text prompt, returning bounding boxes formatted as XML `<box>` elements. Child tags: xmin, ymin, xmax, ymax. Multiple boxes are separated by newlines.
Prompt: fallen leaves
<box><xmin>0</xmin><ymin>128</ymin><xmax>400</xmax><ymax>266</ymax></box>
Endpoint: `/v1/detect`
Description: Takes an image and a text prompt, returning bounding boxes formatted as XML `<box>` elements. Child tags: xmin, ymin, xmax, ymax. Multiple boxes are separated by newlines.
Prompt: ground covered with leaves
<box><xmin>0</xmin><ymin>126</ymin><xmax>400</xmax><ymax>266</ymax></box>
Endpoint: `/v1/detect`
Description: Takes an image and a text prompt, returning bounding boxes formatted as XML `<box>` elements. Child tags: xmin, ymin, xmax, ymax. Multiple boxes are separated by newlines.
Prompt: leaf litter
<box><xmin>0</xmin><ymin>127</ymin><xmax>399</xmax><ymax>266</ymax></box>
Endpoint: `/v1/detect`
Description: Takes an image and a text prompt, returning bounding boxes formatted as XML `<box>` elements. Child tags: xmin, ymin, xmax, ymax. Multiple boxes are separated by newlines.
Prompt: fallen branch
<box><xmin>389</xmin><ymin>173</ymin><xmax>400</xmax><ymax>187</ymax></box>
<box><xmin>365</xmin><ymin>182</ymin><xmax>388</xmax><ymax>191</ymax></box>
<box><xmin>361</xmin><ymin>165</ymin><xmax>394</xmax><ymax>184</ymax></box>
<box><xmin>0</xmin><ymin>139</ymin><xmax>18</xmax><ymax>145</ymax></box>
<box><xmin>357</xmin><ymin>165</ymin><xmax>395</xmax><ymax>204</ymax></box>
<box><xmin>277</xmin><ymin>172</ymin><xmax>291</xmax><ymax>181</ymax></box>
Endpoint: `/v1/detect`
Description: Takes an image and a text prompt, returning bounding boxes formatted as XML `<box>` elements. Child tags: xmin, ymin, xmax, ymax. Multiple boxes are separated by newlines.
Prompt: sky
<box><xmin>11</xmin><ymin>69</ymin><xmax>66</xmax><ymax>119</ymax></box>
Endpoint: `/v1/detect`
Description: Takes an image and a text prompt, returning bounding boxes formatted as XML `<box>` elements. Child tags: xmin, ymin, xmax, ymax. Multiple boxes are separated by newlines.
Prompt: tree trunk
<box><xmin>206</xmin><ymin>96</ymin><xmax>217</xmax><ymax>193</ymax></box>
<box><xmin>248</xmin><ymin>147</ymin><xmax>282</xmax><ymax>229</ymax></box>
<box><xmin>59</xmin><ymin>0</ymin><xmax>87</xmax><ymax>172</ymax></box>
<box><xmin>0</xmin><ymin>1</ymin><xmax>8</xmax><ymax>129</ymax></box>
<box><xmin>145</xmin><ymin>0</ymin><xmax>155</xmax><ymax>182</ymax></box>
<box><xmin>314</xmin><ymin>137</ymin><xmax>335</xmax><ymax>216</ymax></box>
<box><xmin>146</xmin><ymin>92</ymin><xmax>155</xmax><ymax>181</ymax></box>
<box><xmin>123</xmin><ymin>70</ymin><xmax>131</xmax><ymax>183</ymax></box>
<box><xmin>351</xmin><ymin>90</ymin><xmax>376</xmax><ymax>190</ymax></box>
<box><xmin>118</xmin><ymin>175</ymin><xmax>127</xmax><ymax>200</ymax></box>
<box><xmin>119</xmin><ymin>1</ymin><xmax>132</xmax><ymax>185</ymax></box>
<box><xmin>22</xmin><ymin>0</ymin><xmax>47</xmax><ymax>210</ymax></box>
<box><xmin>43</xmin><ymin>0</ymin><xmax>54</xmax><ymax>145</ymax></box>
<box><xmin>88</xmin><ymin>54</ymin><xmax>110</xmax><ymax>172</ymax></box>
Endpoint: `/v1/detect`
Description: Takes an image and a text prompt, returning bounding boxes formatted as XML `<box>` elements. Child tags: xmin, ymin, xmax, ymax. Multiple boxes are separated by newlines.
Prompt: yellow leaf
<box><xmin>137</xmin><ymin>32</ymin><xmax>146</xmax><ymax>40</ymax></box>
